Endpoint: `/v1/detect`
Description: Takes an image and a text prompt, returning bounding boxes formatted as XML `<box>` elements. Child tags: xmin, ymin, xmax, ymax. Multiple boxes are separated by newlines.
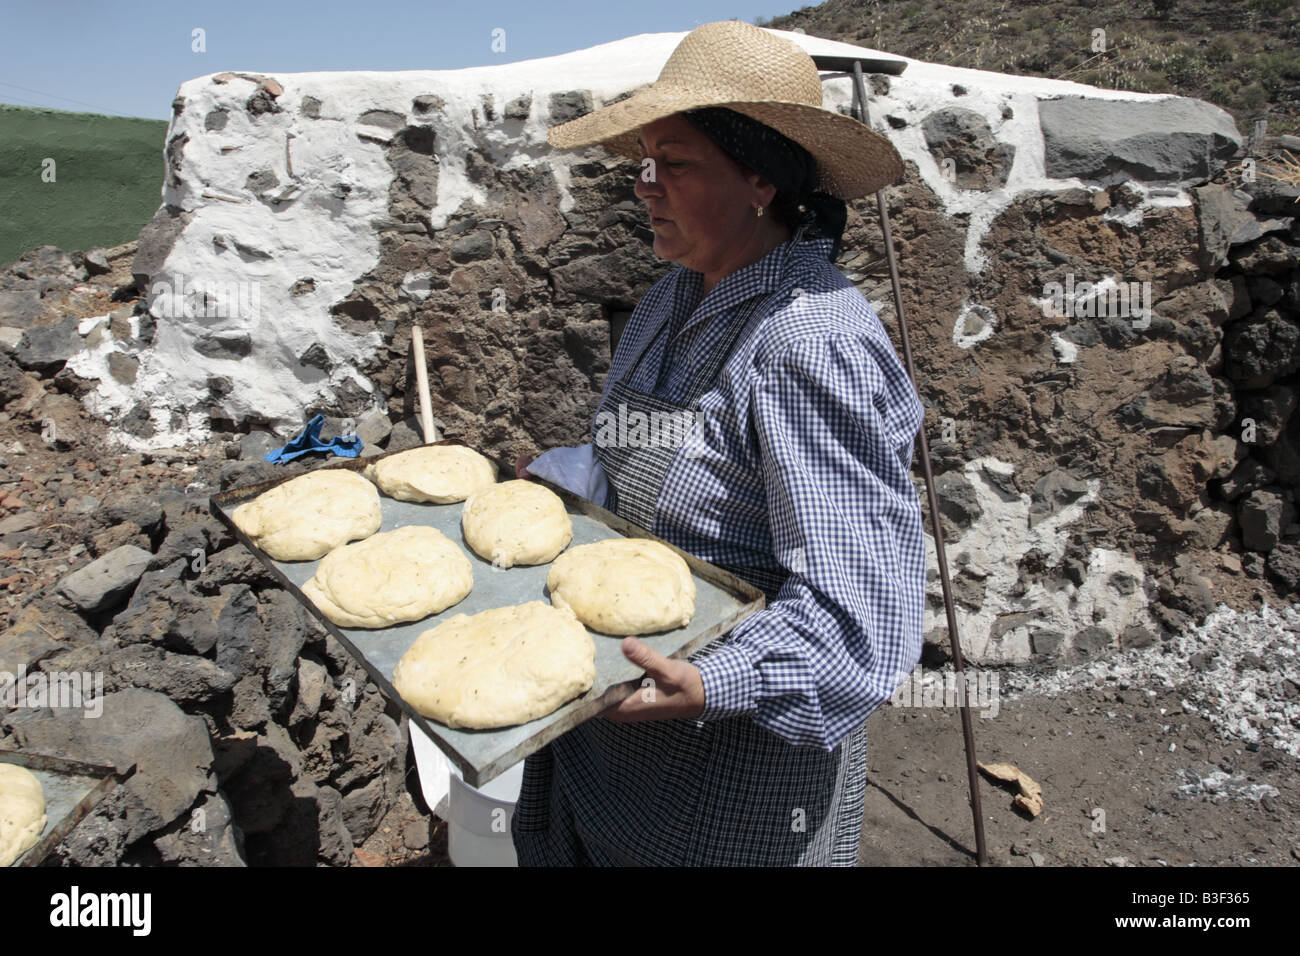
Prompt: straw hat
<box><xmin>547</xmin><ymin>20</ymin><xmax>903</xmax><ymax>199</ymax></box>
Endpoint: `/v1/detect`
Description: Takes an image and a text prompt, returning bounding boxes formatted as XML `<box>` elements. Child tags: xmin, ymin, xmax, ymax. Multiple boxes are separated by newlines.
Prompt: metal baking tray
<box><xmin>0</xmin><ymin>750</ymin><xmax>135</xmax><ymax>867</ymax></box>
<box><xmin>209</xmin><ymin>443</ymin><xmax>765</xmax><ymax>787</ymax></box>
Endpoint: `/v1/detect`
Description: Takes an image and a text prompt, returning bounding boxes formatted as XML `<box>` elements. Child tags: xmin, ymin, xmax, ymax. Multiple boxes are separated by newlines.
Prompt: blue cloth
<box><xmin>597</xmin><ymin>237</ymin><xmax>927</xmax><ymax>750</ymax></box>
<box><xmin>264</xmin><ymin>414</ymin><xmax>362</xmax><ymax>463</ymax></box>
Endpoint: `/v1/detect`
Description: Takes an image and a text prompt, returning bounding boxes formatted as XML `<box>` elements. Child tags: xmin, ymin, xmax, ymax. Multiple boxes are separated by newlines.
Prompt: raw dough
<box><xmin>0</xmin><ymin>763</ymin><xmax>46</xmax><ymax>867</ymax></box>
<box><xmin>231</xmin><ymin>469</ymin><xmax>382</xmax><ymax>561</ymax></box>
<box><xmin>547</xmin><ymin>537</ymin><xmax>695</xmax><ymax>635</ymax></box>
<box><xmin>365</xmin><ymin>445</ymin><xmax>498</xmax><ymax>504</ymax></box>
<box><xmin>392</xmin><ymin>601</ymin><xmax>595</xmax><ymax>729</ymax></box>
<box><xmin>461</xmin><ymin>479</ymin><xmax>572</xmax><ymax>568</ymax></box>
<box><xmin>301</xmin><ymin>526</ymin><xmax>474</xmax><ymax>628</ymax></box>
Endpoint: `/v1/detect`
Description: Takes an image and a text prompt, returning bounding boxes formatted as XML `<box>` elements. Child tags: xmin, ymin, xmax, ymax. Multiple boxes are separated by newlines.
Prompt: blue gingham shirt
<box><xmin>597</xmin><ymin>237</ymin><xmax>927</xmax><ymax>751</ymax></box>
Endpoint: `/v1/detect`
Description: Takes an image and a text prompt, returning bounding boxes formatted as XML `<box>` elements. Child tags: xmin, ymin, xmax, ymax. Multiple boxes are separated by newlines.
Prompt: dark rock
<box><xmin>1240</xmin><ymin>175</ymin><xmax>1300</xmax><ymax>216</ymax></box>
<box><xmin>57</xmin><ymin>545</ymin><xmax>153</xmax><ymax>613</ymax></box>
<box><xmin>152</xmin><ymin>789</ymin><xmax>246</xmax><ymax>865</ymax></box>
<box><xmin>229</xmin><ymin>674</ymin><xmax>270</xmax><ymax>731</ymax></box>
<box><xmin>195</xmin><ymin>546</ymin><xmax>277</xmax><ymax>593</ymax></box>
<box><xmin>298</xmin><ymin>342</ymin><xmax>331</xmax><ymax>370</ymax></box>
<box><xmin>356</xmin><ymin>409</ymin><xmax>392</xmax><ymax>449</ymax></box>
<box><xmin>1230</xmin><ymin>235</ymin><xmax>1300</xmax><ymax>276</ymax></box>
<box><xmin>290</xmin><ymin>656</ymin><xmax>329</xmax><ymax>725</ymax></box>
<box><xmin>936</xmin><ymin>471</ymin><xmax>982</xmax><ymax>532</ymax></box>
<box><xmin>0</xmin><ymin>290</ymin><xmax>49</xmax><ymax>329</ymax></box>
<box><xmin>7</xmin><ymin>600</ymin><xmax>97</xmax><ymax>646</ymax></box>
<box><xmin>132</xmin><ymin>205</ymin><xmax>193</xmax><ymax>292</ymax></box>
<box><xmin>10</xmin><ymin>244</ymin><xmax>79</xmax><ymax>281</ymax></box>
<box><xmin>504</xmin><ymin>93</ymin><xmax>531</xmax><ymax>121</ymax></box>
<box><xmin>239</xmin><ymin>431</ymin><xmax>277</xmax><ymax>461</ymax></box>
<box><xmin>0</xmin><ymin>350</ymin><xmax>26</xmax><ymax>404</ymax></box>
<box><xmin>548</xmin><ymin>90</ymin><xmax>592</xmax><ymax>124</ymax></box>
<box><xmin>1039</xmin><ymin>95</ymin><xmax>1240</xmax><ymax>183</ymax></box>
<box><xmin>106</xmin><ymin>351</ymin><xmax>138</xmax><ymax>384</ymax></box>
<box><xmin>386</xmin><ymin>415</ymin><xmax>438</xmax><ymax>451</ymax></box>
<box><xmin>153</xmin><ymin>522</ymin><xmax>213</xmax><ymax>570</ymax></box>
<box><xmin>107</xmin><ymin>644</ymin><xmax>237</xmax><ymax>703</ymax></box>
<box><xmin>221</xmin><ymin>722</ymin><xmax>301</xmax><ymax>837</ymax></box>
<box><xmin>80</xmin><ymin>247</ymin><xmax>111</xmax><ymax>276</ymax></box>
<box><xmin>1217</xmin><ymin>457</ymin><xmax>1275</xmax><ymax>500</ymax></box>
<box><xmin>97</xmin><ymin>491</ymin><xmax>165</xmax><ymax>539</ymax></box>
<box><xmin>1121</xmin><ymin>625</ymin><xmax>1158</xmax><ymax>650</ymax></box>
<box><xmin>1029</xmin><ymin>469</ymin><xmax>1090</xmax><ymax>528</ymax></box>
<box><xmin>216</xmin><ymin>584</ymin><xmax>261</xmax><ymax>681</ymax></box>
<box><xmin>261</xmin><ymin>588</ymin><xmax>316</xmax><ymax>712</ymax></box>
<box><xmin>1239</xmin><ymin>489</ymin><xmax>1291</xmax><ymax>552</ymax></box>
<box><xmin>340</xmin><ymin>774</ymin><xmax>389</xmax><ymax>845</ymax></box>
<box><xmin>14</xmin><ymin>316</ymin><xmax>81</xmax><ymax>373</ymax></box>
<box><xmin>332</xmin><ymin>708</ymin><xmax>402</xmax><ymax>793</ymax></box>
<box><xmin>1031</xmin><ymin>630</ymin><xmax>1065</xmax><ymax>659</ymax></box>
<box><xmin>1070</xmin><ymin>626</ymin><xmax>1113</xmax><ymax>660</ymax></box>
<box><xmin>0</xmin><ymin>621</ymin><xmax>68</xmax><ymax>675</ymax></box>
<box><xmin>1263</xmin><ymin>414</ymin><xmax>1300</xmax><ymax>486</ymax></box>
<box><xmin>193</xmin><ymin>331</ymin><xmax>253</xmax><ymax>359</ymax></box>
<box><xmin>412</xmin><ymin>94</ymin><xmax>444</xmax><ymax>114</ymax></box>
<box><xmin>1238</xmin><ymin>385</ymin><xmax>1296</xmax><ymax>446</ymax></box>
<box><xmin>1267</xmin><ymin>544</ymin><xmax>1300</xmax><ymax>593</ymax></box>
<box><xmin>1222</xmin><ymin>308</ymin><xmax>1300</xmax><ymax>389</ymax></box>
<box><xmin>1195</xmin><ymin>184</ymin><xmax>1256</xmax><ymax>268</ymax></box>
<box><xmin>110</xmin><ymin>575</ymin><xmax>225</xmax><ymax>657</ymax></box>
<box><xmin>449</xmin><ymin>231</ymin><xmax>494</xmax><ymax>262</ymax></box>
<box><xmin>921</xmin><ymin>108</ymin><xmax>1015</xmax><ymax>190</ymax></box>
<box><xmin>9</xmin><ymin>688</ymin><xmax>212</xmax><ymax>846</ymax></box>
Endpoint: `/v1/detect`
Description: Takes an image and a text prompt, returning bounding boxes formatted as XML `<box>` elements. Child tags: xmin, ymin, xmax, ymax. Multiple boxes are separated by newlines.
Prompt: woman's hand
<box><xmin>600</xmin><ymin>637</ymin><xmax>706</xmax><ymax>722</ymax></box>
<box><xmin>514</xmin><ymin>454</ymin><xmax>536</xmax><ymax>480</ymax></box>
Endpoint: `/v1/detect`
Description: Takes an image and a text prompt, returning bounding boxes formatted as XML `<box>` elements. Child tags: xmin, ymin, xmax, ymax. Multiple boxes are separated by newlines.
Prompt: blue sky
<box><xmin>0</xmin><ymin>0</ymin><xmax>786</xmax><ymax>120</ymax></box>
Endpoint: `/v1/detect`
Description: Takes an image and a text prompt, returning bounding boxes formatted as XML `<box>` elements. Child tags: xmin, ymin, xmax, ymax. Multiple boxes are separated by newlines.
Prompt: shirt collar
<box><xmin>678</xmin><ymin>237</ymin><xmax>835</xmax><ymax>327</ymax></box>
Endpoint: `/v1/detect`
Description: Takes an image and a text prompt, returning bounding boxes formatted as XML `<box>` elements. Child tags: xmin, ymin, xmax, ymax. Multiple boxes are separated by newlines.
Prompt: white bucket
<box><xmin>446</xmin><ymin>760</ymin><xmax>526</xmax><ymax>867</ymax></box>
<box><xmin>409</xmin><ymin>721</ymin><xmax>525</xmax><ymax>867</ymax></box>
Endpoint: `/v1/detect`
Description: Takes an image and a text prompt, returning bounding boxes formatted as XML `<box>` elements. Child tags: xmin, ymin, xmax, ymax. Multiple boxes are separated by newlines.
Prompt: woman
<box><xmin>513</xmin><ymin>20</ymin><xmax>927</xmax><ymax>866</ymax></box>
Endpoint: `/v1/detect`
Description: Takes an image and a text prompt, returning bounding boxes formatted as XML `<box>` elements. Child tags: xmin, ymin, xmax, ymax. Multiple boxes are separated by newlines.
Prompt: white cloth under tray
<box><xmin>524</xmin><ymin>443</ymin><xmax>610</xmax><ymax>507</ymax></box>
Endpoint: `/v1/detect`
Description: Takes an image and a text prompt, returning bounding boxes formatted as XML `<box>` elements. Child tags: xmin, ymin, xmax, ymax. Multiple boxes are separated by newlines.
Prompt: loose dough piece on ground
<box><xmin>547</xmin><ymin>537</ymin><xmax>695</xmax><ymax>635</ymax></box>
<box><xmin>0</xmin><ymin>763</ymin><xmax>46</xmax><ymax>867</ymax></box>
<box><xmin>392</xmin><ymin>601</ymin><xmax>596</xmax><ymax>729</ymax></box>
<box><xmin>461</xmin><ymin>479</ymin><xmax>572</xmax><ymax>568</ymax></box>
<box><xmin>301</xmin><ymin>525</ymin><xmax>474</xmax><ymax>628</ymax></box>
<box><xmin>365</xmin><ymin>445</ymin><xmax>498</xmax><ymax>504</ymax></box>
<box><xmin>231</xmin><ymin>469</ymin><xmax>382</xmax><ymax>561</ymax></box>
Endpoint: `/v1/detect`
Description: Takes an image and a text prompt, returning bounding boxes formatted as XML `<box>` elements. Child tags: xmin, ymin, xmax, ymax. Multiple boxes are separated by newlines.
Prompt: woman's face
<box><xmin>633</xmin><ymin>114</ymin><xmax>776</xmax><ymax>278</ymax></box>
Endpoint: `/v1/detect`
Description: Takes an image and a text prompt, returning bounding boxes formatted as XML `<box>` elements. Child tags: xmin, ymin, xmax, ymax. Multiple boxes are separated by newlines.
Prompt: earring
<box><xmin>755</xmin><ymin>204</ymin><xmax>764</xmax><ymax>218</ymax></box>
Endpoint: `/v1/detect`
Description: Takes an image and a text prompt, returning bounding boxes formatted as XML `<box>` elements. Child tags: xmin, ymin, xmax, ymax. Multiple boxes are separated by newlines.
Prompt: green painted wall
<box><xmin>0</xmin><ymin>105</ymin><xmax>169</xmax><ymax>266</ymax></box>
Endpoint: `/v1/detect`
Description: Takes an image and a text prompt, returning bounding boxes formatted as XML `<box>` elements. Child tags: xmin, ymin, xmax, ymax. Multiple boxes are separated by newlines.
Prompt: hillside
<box><xmin>0</xmin><ymin>105</ymin><xmax>168</xmax><ymax>265</ymax></box>
<box><xmin>763</xmin><ymin>0</ymin><xmax>1299</xmax><ymax>137</ymax></box>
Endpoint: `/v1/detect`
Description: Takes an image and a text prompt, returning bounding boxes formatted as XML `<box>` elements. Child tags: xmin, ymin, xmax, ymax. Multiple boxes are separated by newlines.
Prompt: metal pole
<box><xmin>843</xmin><ymin>59</ymin><xmax>989</xmax><ymax>866</ymax></box>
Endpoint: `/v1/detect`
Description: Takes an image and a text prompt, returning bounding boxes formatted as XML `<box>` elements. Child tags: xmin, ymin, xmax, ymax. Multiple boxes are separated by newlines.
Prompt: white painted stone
<box><xmin>924</xmin><ymin>456</ymin><xmax>1154</xmax><ymax>664</ymax></box>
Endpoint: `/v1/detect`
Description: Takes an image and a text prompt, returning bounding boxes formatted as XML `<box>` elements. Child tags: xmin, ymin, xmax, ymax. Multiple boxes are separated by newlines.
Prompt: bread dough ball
<box><xmin>231</xmin><ymin>469</ymin><xmax>382</xmax><ymax>561</ymax></box>
<box><xmin>366</xmin><ymin>445</ymin><xmax>497</xmax><ymax>504</ymax></box>
<box><xmin>392</xmin><ymin>601</ymin><xmax>595</xmax><ymax>729</ymax></box>
<box><xmin>460</xmin><ymin>479</ymin><xmax>572</xmax><ymax>568</ymax></box>
<box><xmin>301</xmin><ymin>525</ymin><xmax>473</xmax><ymax>628</ymax></box>
<box><xmin>547</xmin><ymin>537</ymin><xmax>695</xmax><ymax>635</ymax></box>
<box><xmin>0</xmin><ymin>763</ymin><xmax>46</xmax><ymax>867</ymax></box>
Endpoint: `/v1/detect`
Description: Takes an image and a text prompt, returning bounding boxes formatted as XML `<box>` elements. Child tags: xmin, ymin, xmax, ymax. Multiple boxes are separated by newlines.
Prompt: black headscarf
<box><xmin>681</xmin><ymin>106</ymin><xmax>848</xmax><ymax>261</ymax></box>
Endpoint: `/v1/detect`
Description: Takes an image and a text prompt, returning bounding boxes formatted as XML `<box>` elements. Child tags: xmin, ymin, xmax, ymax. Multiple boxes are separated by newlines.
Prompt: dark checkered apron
<box><xmin>512</xmin><ymin>244</ymin><xmax>871</xmax><ymax>866</ymax></box>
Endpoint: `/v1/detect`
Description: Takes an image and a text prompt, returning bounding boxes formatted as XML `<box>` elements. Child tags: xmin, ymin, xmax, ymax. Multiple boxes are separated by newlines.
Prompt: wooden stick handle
<box><xmin>411</xmin><ymin>325</ymin><xmax>438</xmax><ymax>443</ymax></box>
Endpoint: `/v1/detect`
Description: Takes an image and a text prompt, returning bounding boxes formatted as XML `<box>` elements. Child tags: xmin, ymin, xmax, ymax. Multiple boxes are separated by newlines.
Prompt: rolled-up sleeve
<box><xmin>694</xmin><ymin>332</ymin><xmax>927</xmax><ymax>750</ymax></box>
